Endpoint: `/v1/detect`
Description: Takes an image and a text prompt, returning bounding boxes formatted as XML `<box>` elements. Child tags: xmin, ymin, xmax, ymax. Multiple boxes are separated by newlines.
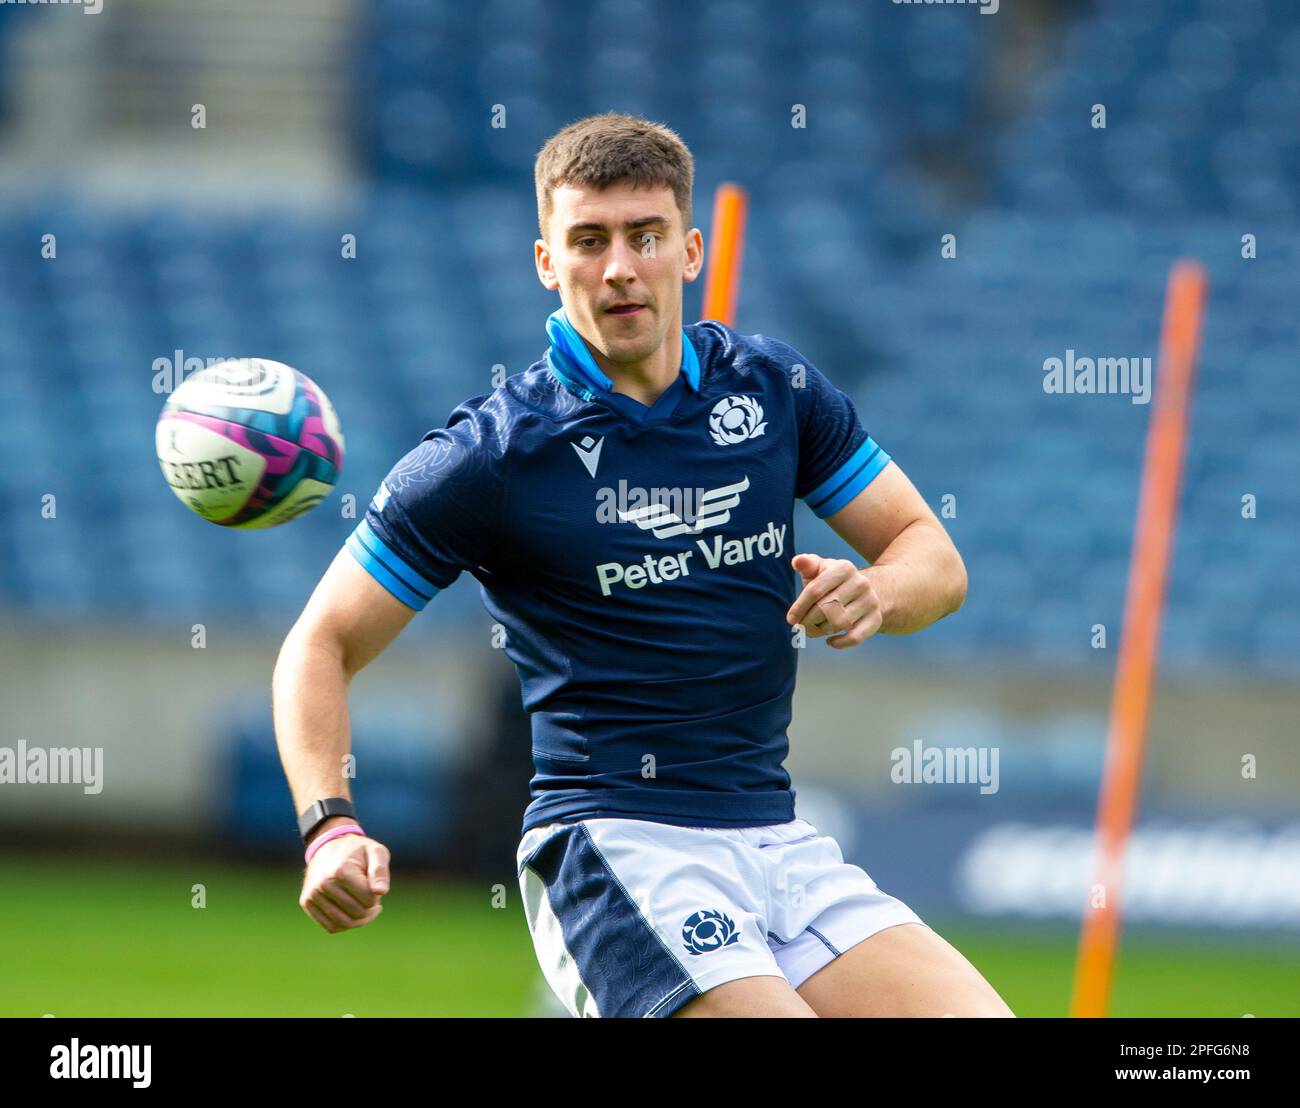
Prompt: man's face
<box><xmin>536</xmin><ymin>181</ymin><xmax>703</xmax><ymax>366</ymax></box>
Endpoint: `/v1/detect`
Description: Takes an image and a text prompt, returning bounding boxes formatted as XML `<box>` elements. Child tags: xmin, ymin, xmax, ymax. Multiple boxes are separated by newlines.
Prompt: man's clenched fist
<box><xmin>786</xmin><ymin>553</ymin><xmax>884</xmax><ymax>649</ymax></box>
<box><xmin>300</xmin><ymin>832</ymin><xmax>391</xmax><ymax>934</ymax></box>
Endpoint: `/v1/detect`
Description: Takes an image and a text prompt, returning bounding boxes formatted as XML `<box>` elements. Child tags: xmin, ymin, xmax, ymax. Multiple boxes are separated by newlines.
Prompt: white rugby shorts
<box><xmin>515</xmin><ymin>816</ymin><xmax>926</xmax><ymax>1018</ymax></box>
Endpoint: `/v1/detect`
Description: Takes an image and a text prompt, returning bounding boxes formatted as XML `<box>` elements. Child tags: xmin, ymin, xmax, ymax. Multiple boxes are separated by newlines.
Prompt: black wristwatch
<box><xmin>297</xmin><ymin>797</ymin><xmax>357</xmax><ymax>844</ymax></box>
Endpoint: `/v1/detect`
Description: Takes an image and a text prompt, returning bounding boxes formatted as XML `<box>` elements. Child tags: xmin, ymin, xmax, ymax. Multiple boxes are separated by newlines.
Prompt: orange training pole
<box><xmin>1070</xmin><ymin>260</ymin><xmax>1208</xmax><ymax>1017</ymax></box>
<box><xmin>701</xmin><ymin>183</ymin><xmax>748</xmax><ymax>327</ymax></box>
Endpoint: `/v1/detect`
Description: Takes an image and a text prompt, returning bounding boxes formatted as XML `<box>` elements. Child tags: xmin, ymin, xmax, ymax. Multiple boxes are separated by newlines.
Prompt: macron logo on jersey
<box><xmin>572</xmin><ymin>435</ymin><xmax>604</xmax><ymax>478</ymax></box>
<box><xmin>617</xmin><ymin>476</ymin><xmax>750</xmax><ymax>539</ymax></box>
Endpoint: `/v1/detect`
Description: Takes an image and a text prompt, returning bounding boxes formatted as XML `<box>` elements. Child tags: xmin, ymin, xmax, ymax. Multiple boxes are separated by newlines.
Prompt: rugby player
<box><xmin>273</xmin><ymin>113</ymin><xmax>1014</xmax><ymax>1018</ymax></box>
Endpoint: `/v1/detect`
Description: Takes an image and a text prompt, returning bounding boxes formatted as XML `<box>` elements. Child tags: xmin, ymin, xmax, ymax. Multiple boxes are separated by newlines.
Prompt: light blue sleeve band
<box><xmin>345</xmin><ymin>519</ymin><xmax>439</xmax><ymax>611</ymax></box>
<box><xmin>804</xmin><ymin>437</ymin><xmax>891</xmax><ymax>518</ymax></box>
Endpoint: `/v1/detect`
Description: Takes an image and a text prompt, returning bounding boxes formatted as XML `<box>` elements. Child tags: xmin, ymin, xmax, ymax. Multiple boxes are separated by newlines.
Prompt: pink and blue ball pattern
<box><xmin>160</xmin><ymin>369</ymin><xmax>344</xmax><ymax>527</ymax></box>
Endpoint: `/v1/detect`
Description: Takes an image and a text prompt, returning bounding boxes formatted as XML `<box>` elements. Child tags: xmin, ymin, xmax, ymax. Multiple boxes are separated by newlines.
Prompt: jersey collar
<box><xmin>545</xmin><ymin>306</ymin><xmax>701</xmax><ymax>402</ymax></box>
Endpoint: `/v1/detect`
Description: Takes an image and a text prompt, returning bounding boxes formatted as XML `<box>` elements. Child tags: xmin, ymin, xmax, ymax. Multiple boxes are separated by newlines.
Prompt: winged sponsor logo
<box><xmin>617</xmin><ymin>475</ymin><xmax>750</xmax><ymax>539</ymax></box>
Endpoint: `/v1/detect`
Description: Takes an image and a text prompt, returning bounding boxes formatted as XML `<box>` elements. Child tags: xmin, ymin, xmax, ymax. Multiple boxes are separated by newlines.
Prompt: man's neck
<box><xmin>589</xmin><ymin>327</ymin><xmax>684</xmax><ymax>408</ymax></box>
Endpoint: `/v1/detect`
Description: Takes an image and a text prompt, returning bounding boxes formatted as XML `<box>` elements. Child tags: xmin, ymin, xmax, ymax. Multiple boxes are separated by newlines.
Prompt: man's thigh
<box><xmin>674</xmin><ymin>974</ymin><xmax>816</xmax><ymax>1018</ymax></box>
<box><xmin>796</xmin><ymin>922</ymin><xmax>1015</xmax><ymax>1017</ymax></box>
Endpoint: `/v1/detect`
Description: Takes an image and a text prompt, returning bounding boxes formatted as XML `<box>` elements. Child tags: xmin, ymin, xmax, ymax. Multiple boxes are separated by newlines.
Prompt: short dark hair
<box><xmin>534</xmin><ymin>112</ymin><xmax>694</xmax><ymax>240</ymax></box>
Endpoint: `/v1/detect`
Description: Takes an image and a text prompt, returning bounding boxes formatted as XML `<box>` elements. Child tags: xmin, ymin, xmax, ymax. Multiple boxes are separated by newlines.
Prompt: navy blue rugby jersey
<box><xmin>345</xmin><ymin>308</ymin><xmax>891</xmax><ymax>834</ymax></box>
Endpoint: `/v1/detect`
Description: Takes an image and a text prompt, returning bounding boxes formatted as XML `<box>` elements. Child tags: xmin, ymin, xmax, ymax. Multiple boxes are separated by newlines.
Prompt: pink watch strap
<box><xmin>304</xmin><ymin>824</ymin><xmax>365</xmax><ymax>864</ymax></box>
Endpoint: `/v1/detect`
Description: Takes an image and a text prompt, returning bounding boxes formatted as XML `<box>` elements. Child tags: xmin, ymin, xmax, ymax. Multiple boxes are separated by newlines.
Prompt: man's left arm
<box><xmin>786</xmin><ymin>461</ymin><xmax>967</xmax><ymax>648</ymax></box>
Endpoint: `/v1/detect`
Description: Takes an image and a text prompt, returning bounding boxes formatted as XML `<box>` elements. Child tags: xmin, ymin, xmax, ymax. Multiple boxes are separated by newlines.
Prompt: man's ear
<box><xmin>535</xmin><ymin>238</ymin><xmax>559</xmax><ymax>291</ymax></box>
<box><xmin>682</xmin><ymin>227</ymin><xmax>704</xmax><ymax>284</ymax></box>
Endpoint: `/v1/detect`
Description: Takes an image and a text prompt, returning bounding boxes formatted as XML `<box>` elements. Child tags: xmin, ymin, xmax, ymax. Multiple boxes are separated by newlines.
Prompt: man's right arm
<box><xmin>272</xmin><ymin>546</ymin><xmax>417</xmax><ymax>931</ymax></box>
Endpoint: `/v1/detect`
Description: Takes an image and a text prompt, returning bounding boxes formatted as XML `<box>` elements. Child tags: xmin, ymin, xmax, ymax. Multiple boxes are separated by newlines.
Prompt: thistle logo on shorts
<box><xmin>682</xmin><ymin>909</ymin><xmax>740</xmax><ymax>956</ymax></box>
<box><xmin>709</xmin><ymin>396</ymin><xmax>767</xmax><ymax>446</ymax></box>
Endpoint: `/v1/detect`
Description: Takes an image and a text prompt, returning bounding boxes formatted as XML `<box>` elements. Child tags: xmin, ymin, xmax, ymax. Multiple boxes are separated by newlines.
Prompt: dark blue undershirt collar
<box><xmin>545</xmin><ymin>306</ymin><xmax>701</xmax><ymax>403</ymax></box>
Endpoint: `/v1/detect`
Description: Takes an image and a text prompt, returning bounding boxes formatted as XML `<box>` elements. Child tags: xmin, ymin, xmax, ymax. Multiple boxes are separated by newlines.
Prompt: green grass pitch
<box><xmin>1</xmin><ymin>857</ymin><xmax>1295</xmax><ymax>1017</ymax></box>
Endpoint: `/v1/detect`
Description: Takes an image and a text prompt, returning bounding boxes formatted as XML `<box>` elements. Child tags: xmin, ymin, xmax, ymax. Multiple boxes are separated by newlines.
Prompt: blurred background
<box><xmin>0</xmin><ymin>0</ymin><xmax>1297</xmax><ymax>1017</ymax></box>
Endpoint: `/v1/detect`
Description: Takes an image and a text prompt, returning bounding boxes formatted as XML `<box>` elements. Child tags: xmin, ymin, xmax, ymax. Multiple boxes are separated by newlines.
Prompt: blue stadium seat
<box><xmin>2</xmin><ymin>2</ymin><xmax>1297</xmax><ymax>676</ymax></box>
